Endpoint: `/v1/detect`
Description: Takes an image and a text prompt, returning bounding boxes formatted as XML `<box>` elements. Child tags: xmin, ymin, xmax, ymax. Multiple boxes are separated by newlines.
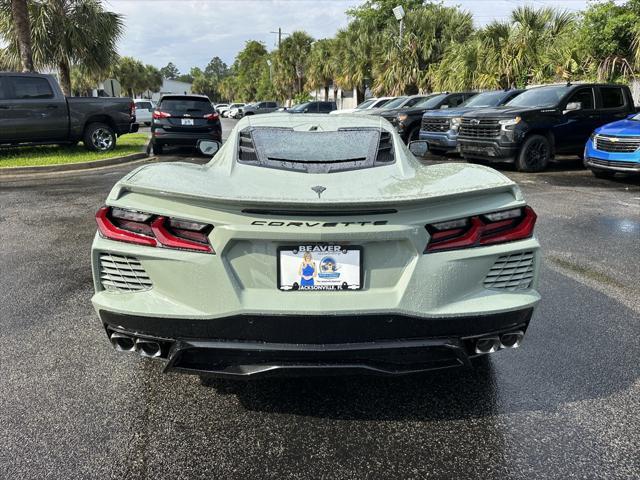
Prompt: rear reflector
<box><xmin>96</xmin><ymin>206</ymin><xmax>214</xmax><ymax>253</ymax></box>
<box><xmin>426</xmin><ymin>207</ymin><xmax>536</xmax><ymax>252</ymax></box>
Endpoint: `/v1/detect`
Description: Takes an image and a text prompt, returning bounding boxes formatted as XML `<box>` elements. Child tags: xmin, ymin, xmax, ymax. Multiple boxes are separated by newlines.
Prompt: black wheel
<box><xmin>428</xmin><ymin>147</ymin><xmax>448</xmax><ymax>157</ymax></box>
<box><xmin>152</xmin><ymin>142</ymin><xmax>164</xmax><ymax>155</ymax></box>
<box><xmin>516</xmin><ymin>134</ymin><xmax>551</xmax><ymax>172</ymax></box>
<box><xmin>591</xmin><ymin>169</ymin><xmax>615</xmax><ymax>179</ymax></box>
<box><xmin>83</xmin><ymin>122</ymin><xmax>116</xmax><ymax>152</ymax></box>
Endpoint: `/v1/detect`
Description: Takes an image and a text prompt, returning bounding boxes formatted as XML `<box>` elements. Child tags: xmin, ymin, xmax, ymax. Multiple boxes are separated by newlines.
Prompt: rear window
<box><xmin>136</xmin><ymin>101</ymin><xmax>153</xmax><ymax>109</ymax></box>
<box><xmin>238</xmin><ymin>127</ymin><xmax>394</xmax><ymax>173</ymax></box>
<box><xmin>9</xmin><ymin>76</ymin><xmax>53</xmax><ymax>99</ymax></box>
<box><xmin>159</xmin><ymin>97</ymin><xmax>213</xmax><ymax>115</ymax></box>
<box><xmin>600</xmin><ymin>87</ymin><xmax>625</xmax><ymax>109</ymax></box>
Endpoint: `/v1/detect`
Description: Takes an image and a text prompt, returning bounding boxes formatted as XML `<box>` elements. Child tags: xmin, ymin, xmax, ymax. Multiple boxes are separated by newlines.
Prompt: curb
<box><xmin>0</xmin><ymin>152</ymin><xmax>149</xmax><ymax>177</ymax></box>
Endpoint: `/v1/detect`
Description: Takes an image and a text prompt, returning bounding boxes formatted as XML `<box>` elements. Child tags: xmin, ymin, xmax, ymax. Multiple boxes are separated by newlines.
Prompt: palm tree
<box><xmin>334</xmin><ymin>19</ymin><xmax>378</xmax><ymax>103</ymax></box>
<box><xmin>306</xmin><ymin>39</ymin><xmax>336</xmax><ymax>101</ymax></box>
<box><xmin>0</xmin><ymin>0</ymin><xmax>123</xmax><ymax>95</ymax></box>
<box><xmin>0</xmin><ymin>0</ymin><xmax>34</xmax><ymax>71</ymax></box>
<box><xmin>371</xmin><ymin>4</ymin><xmax>473</xmax><ymax>95</ymax></box>
<box><xmin>274</xmin><ymin>31</ymin><xmax>314</xmax><ymax>99</ymax></box>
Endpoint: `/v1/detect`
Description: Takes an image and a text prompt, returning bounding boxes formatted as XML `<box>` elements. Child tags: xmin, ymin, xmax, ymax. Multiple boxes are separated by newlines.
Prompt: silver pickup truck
<box><xmin>0</xmin><ymin>72</ymin><xmax>138</xmax><ymax>151</ymax></box>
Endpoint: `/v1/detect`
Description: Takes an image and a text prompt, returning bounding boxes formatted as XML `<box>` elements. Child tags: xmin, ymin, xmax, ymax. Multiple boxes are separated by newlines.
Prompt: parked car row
<box><xmin>188</xmin><ymin>84</ymin><xmax>640</xmax><ymax>177</ymax></box>
<box><xmin>350</xmin><ymin>84</ymin><xmax>639</xmax><ymax>176</ymax></box>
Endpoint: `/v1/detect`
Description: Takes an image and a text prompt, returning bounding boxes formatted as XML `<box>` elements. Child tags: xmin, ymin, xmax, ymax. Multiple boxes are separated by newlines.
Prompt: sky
<box><xmin>106</xmin><ymin>0</ymin><xmax>603</xmax><ymax>74</ymax></box>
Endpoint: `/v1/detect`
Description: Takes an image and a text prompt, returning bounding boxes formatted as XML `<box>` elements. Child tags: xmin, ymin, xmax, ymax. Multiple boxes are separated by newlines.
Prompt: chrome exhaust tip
<box><xmin>135</xmin><ymin>338</ymin><xmax>162</xmax><ymax>358</ymax></box>
<box><xmin>474</xmin><ymin>337</ymin><xmax>501</xmax><ymax>354</ymax></box>
<box><xmin>110</xmin><ymin>332</ymin><xmax>136</xmax><ymax>352</ymax></box>
<box><xmin>500</xmin><ymin>331</ymin><xmax>524</xmax><ymax>349</ymax></box>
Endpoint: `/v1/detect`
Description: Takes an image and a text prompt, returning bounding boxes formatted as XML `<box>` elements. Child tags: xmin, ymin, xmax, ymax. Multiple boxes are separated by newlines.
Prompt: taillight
<box><xmin>204</xmin><ymin>112</ymin><xmax>219</xmax><ymax>120</ymax></box>
<box><xmin>130</xmin><ymin>102</ymin><xmax>136</xmax><ymax>118</ymax></box>
<box><xmin>95</xmin><ymin>206</ymin><xmax>214</xmax><ymax>253</ymax></box>
<box><xmin>152</xmin><ymin>110</ymin><xmax>171</xmax><ymax>119</ymax></box>
<box><xmin>425</xmin><ymin>207</ymin><xmax>536</xmax><ymax>253</ymax></box>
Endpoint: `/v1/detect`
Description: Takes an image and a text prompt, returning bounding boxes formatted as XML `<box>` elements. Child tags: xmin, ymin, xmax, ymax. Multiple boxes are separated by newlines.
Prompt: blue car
<box><xmin>419</xmin><ymin>89</ymin><xmax>523</xmax><ymax>155</ymax></box>
<box><xmin>584</xmin><ymin>113</ymin><xmax>640</xmax><ymax>178</ymax></box>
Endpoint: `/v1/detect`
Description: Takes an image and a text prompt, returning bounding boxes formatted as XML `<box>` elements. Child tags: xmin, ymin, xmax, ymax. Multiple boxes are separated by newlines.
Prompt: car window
<box><xmin>566</xmin><ymin>88</ymin><xmax>595</xmax><ymax>110</ymax></box>
<box><xmin>461</xmin><ymin>91</ymin><xmax>509</xmax><ymax>108</ymax></box>
<box><xmin>600</xmin><ymin>87</ymin><xmax>625</xmax><ymax>109</ymax></box>
<box><xmin>414</xmin><ymin>94</ymin><xmax>446</xmax><ymax>109</ymax></box>
<box><xmin>159</xmin><ymin>97</ymin><xmax>214</xmax><ymax>114</ymax></box>
<box><xmin>372</xmin><ymin>98</ymin><xmax>392</xmax><ymax>108</ymax></box>
<box><xmin>403</xmin><ymin>96</ymin><xmax>426</xmax><ymax>108</ymax></box>
<box><xmin>355</xmin><ymin>99</ymin><xmax>375</xmax><ymax>109</ymax></box>
<box><xmin>506</xmin><ymin>86</ymin><xmax>569</xmax><ymax>108</ymax></box>
<box><xmin>268</xmin><ymin>102</ymin><xmax>277</xmax><ymax>108</ymax></box>
<box><xmin>318</xmin><ymin>102</ymin><xmax>334</xmax><ymax>112</ymax></box>
<box><xmin>444</xmin><ymin>94</ymin><xmax>465</xmax><ymax>108</ymax></box>
<box><xmin>136</xmin><ymin>101</ymin><xmax>152</xmax><ymax>110</ymax></box>
<box><xmin>381</xmin><ymin>97</ymin><xmax>408</xmax><ymax>109</ymax></box>
<box><xmin>9</xmin><ymin>76</ymin><xmax>54</xmax><ymax>99</ymax></box>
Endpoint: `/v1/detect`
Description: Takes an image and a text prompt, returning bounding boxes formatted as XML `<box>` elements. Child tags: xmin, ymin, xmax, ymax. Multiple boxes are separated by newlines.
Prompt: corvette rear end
<box><xmin>91</xmin><ymin>114</ymin><xmax>540</xmax><ymax>378</ymax></box>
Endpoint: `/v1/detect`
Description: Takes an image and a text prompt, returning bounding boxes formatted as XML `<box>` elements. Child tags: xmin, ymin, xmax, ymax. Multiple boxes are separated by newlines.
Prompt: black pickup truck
<box><xmin>0</xmin><ymin>72</ymin><xmax>138</xmax><ymax>152</ymax></box>
<box><xmin>457</xmin><ymin>83</ymin><xmax>637</xmax><ymax>171</ymax></box>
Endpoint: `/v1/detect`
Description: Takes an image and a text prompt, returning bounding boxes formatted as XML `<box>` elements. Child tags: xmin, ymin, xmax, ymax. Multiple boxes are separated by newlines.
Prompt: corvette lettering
<box><xmin>251</xmin><ymin>220</ymin><xmax>388</xmax><ymax>227</ymax></box>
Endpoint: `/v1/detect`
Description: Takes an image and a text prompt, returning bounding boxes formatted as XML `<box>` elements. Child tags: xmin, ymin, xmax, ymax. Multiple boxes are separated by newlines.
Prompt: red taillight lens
<box><xmin>204</xmin><ymin>112</ymin><xmax>219</xmax><ymax>120</ymax></box>
<box><xmin>425</xmin><ymin>207</ymin><xmax>536</xmax><ymax>253</ymax></box>
<box><xmin>152</xmin><ymin>110</ymin><xmax>171</xmax><ymax>119</ymax></box>
<box><xmin>130</xmin><ymin>102</ymin><xmax>136</xmax><ymax>117</ymax></box>
<box><xmin>96</xmin><ymin>207</ymin><xmax>157</xmax><ymax>247</ymax></box>
<box><xmin>151</xmin><ymin>217</ymin><xmax>213</xmax><ymax>253</ymax></box>
<box><xmin>95</xmin><ymin>206</ymin><xmax>214</xmax><ymax>253</ymax></box>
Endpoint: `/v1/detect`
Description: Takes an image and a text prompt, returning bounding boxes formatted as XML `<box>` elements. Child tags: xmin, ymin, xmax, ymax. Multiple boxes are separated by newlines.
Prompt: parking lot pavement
<box><xmin>1</xmin><ymin>139</ymin><xmax>639</xmax><ymax>479</ymax></box>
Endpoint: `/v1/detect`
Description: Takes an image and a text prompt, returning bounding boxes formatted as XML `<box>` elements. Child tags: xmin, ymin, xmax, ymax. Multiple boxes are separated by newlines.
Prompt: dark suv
<box><xmin>381</xmin><ymin>92</ymin><xmax>477</xmax><ymax>143</ymax></box>
<box><xmin>151</xmin><ymin>95</ymin><xmax>221</xmax><ymax>155</ymax></box>
<box><xmin>420</xmin><ymin>89</ymin><xmax>523</xmax><ymax>155</ymax></box>
<box><xmin>286</xmin><ymin>101</ymin><xmax>337</xmax><ymax>113</ymax></box>
<box><xmin>458</xmin><ymin>83</ymin><xmax>637</xmax><ymax>171</ymax></box>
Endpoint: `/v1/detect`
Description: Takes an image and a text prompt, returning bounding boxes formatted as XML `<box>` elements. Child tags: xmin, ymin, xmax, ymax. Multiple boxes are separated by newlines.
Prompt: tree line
<box><xmin>220</xmin><ymin>0</ymin><xmax>640</xmax><ymax>104</ymax></box>
<box><xmin>2</xmin><ymin>0</ymin><xmax>640</xmax><ymax>103</ymax></box>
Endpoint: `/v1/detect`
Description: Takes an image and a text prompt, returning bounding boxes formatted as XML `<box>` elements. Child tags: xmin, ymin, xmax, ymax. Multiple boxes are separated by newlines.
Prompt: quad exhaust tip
<box><xmin>135</xmin><ymin>338</ymin><xmax>162</xmax><ymax>358</ymax></box>
<box><xmin>110</xmin><ymin>332</ymin><xmax>136</xmax><ymax>352</ymax></box>
<box><xmin>474</xmin><ymin>331</ymin><xmax>524</xmax><ymax>354</ymax></box>
<box><xmin>109</xmin><ymin>331</ymin><xmax>163</xmax><ymax>358</ymax></box>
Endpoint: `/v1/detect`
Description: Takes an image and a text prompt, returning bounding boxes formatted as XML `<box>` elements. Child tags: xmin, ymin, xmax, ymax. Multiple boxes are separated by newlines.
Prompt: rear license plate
<box><xmin>181</xmin><ymin>118</ymin><xmax>194</xmax><ymax>126</ymax></box>
<box><xmin>278</xmin><ymin>245</ymin><xmax>362</xmax><ymax>291</ymax></box>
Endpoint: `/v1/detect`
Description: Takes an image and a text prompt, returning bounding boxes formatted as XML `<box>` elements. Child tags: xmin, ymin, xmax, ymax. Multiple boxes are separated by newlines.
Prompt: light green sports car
<box><xmin>91</xmin><ymin>113</ymin><xmax>540</xmax><ymax>377</ymax></box>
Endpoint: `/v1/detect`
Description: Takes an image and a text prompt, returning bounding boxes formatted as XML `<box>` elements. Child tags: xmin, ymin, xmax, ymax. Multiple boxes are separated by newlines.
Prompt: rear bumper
<box><xmin>101</xmin><ymin>308</ymin><xmax>534</xmax><ymax>377</ymax></box>
<box><xmin>152</xmin><ymin>129</ymin><xmax>222</xmax><ymax>145</ymax></box>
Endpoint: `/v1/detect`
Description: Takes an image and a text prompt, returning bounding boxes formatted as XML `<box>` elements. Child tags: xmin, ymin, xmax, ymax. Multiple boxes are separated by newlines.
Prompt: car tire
<box><xmin>152</xmin><ymin>142</ymin><xmax>164</xmax><ymax>155</ymax></box>
<box><xmin>591</xmin><ymin>169</ymin><xmax>615</xmax><ymax>179</ymax></box>
<box><xmin>84</xmin><ymin>122</ymin><xmax>116</xmax><ymax>152</ymax></box>
<box><xmin>516</xmin><ymin>134</ymin><xmax>551</xmax><ymax>172</ymax></box>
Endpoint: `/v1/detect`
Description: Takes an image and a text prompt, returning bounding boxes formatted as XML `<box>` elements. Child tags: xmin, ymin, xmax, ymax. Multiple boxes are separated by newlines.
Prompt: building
<box><xmin>144</xmin><ymin>78</ymin><xmax>193</xmax><ymax>102</ymax></box>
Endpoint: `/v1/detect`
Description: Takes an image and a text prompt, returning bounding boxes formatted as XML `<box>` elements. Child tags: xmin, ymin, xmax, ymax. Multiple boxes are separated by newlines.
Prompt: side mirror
<box><xmin>564</xmin><ymin>101</ymin><xmax>582</xmax><ymax>114</ymax></box>
<box><xmin>408</xmin><ymin>140</ymin><xmax>429</xmax><ymax>158</ymax></box>
<box><xmin>197</xmin><ymin>139</ymin><xmax>221</xmax><ymax>156</ymax></box>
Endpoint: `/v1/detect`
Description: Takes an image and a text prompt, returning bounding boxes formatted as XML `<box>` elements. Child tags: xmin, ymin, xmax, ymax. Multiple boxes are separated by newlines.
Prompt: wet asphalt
<box><xmin>1</xmin><ymin>119</ymin><xmax>639</xmax><ymax>479</ymax></box>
